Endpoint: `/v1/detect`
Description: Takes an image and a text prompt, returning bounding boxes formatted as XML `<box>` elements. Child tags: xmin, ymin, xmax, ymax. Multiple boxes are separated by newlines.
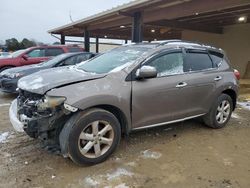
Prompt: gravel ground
<box><xmin>0</xmin><ymin>92</ymin><xmax>250</xmax><ymax>188</ymax></box>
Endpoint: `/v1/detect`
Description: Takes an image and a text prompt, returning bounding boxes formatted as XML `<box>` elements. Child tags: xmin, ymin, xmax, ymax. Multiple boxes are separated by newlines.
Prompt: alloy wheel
<box><xmin>78</xmin><ymin>120</ymin><xmax>114</xmax><ymax>158</ymax></box>
<box><xmin>216</xmin><ymin>100</ymin><xmax>231</xmax><ymax>124</ymax></box>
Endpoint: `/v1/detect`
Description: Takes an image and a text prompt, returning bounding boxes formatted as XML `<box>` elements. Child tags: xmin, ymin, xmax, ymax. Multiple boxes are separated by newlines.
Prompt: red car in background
<box><xmin>0</xmin><ymin>45</ymin><xmax>84</xmax><ymax>72</ymax></box>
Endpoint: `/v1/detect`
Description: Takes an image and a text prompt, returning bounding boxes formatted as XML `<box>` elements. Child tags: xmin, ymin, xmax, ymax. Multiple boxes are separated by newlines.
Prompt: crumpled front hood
<box><xmin>18</xmin><ymin>66</ymin><xmax>106</xmax><ymax>95</ymax></box>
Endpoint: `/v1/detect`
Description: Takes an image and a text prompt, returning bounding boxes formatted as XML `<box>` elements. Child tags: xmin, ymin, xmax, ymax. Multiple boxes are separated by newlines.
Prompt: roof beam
<box><xmin>143</xmin><ymin>0</ymin><xmax>250</xmax><ymax>23</ymax></box>
<box><xmin>147</xmin><ymin>19</ymin><xmax>223</xmax><ymax>34</ymax></box>
<box><xmin>88</xmin><ymin>17</ymin><xmax>131</xmax><ymax>30</ymax></box>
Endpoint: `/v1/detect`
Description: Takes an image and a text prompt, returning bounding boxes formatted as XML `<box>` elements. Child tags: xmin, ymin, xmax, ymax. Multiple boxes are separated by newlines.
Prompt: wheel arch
<box><xmin>222</xmin><ymin>89</ymin><xmax>237</xmax><ymax>110</ymax></box>
<box><xmin>90</xmin><ymin>104</ymin><xmax>129</xmax><ymax>135</ymax></box>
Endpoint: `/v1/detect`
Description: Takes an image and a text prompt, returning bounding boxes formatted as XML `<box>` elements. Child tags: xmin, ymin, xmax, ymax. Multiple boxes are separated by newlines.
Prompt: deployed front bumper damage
<box><xmin>9</xmin><ymin>99</ymin><xmax>24</xmax><ymax>132</ymax></box>
<box><xmin>9</xmin><ymin>90</ymin><xmax>75</xmax><ymax>151</ymax></box>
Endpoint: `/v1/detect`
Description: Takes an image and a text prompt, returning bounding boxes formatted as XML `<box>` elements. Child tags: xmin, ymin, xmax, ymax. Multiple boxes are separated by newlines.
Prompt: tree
<box><xmin>5</xmin><ymin>38</ymin><xmax>20</xmax><ymax>51</ymax></box>
<box><xmin>20</xmin><ymin>38</ymin><xmax>36</xmax><ymax>49</ymax></box>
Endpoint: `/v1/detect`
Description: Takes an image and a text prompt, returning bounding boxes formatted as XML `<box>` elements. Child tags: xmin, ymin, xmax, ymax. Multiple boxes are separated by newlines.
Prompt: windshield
<box><xmin>40</xmin><ymin>53</ymin><xmax>72</xmax><ymax>67</ymax></box>
<box><xmin>77</xmin><ymin>46</ymin><xmax>149</xmax><ymax>74</ymax></box>
<box><xmin>11</xmin><ymin>49</ymin><xmax>26</xmax><ymax>58</ymax></box>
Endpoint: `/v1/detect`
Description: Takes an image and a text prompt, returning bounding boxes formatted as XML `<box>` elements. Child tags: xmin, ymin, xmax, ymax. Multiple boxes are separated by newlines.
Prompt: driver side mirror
<box><xmin>22</xmin><ymin>54</ymin><xmax>28</xmax><ymax>60</ymax></box>
<box><xmin>136</xmin><ymin>66</ymin><xmax>157</xmax><ymax>79</ymax></box>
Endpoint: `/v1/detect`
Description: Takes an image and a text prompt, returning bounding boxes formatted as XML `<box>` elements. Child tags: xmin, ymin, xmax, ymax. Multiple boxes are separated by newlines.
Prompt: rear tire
<box><xmin>203</xmin><ymin>94</ymin><xmax>233</xmax><ymax>129</ymax></box>
<box><xmin>62</xmin><ymin>108</ymin><xmax>121</xmax><ymax>165</ymax></box>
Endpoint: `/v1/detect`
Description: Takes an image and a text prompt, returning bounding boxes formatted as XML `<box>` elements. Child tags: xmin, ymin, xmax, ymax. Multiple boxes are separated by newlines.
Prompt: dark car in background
<box><xmin>0</xmin><ymin>52</ymin><xmax>96</xmax><ymax>93</ymax></box>
<box><xmin>0</xmin><ymin>45</ymin><xmax>84</xmax><ymax>72</ymax></box>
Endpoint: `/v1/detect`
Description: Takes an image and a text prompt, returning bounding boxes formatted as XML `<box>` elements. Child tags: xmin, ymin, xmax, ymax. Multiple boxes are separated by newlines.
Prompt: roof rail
<box><xmin>156</xmin><ymin>40</ymin><xmax>182</xmax><ymax>46</ymax></box>
<box><xmin>156</xmin><ymin>40</ymin><xmax>204</xmax><ymax>47</ymax></box>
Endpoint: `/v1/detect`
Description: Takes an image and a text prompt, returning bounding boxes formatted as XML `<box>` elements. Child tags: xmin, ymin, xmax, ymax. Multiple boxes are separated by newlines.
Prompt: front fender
<box><xmin>47</xmin><ymin>72</ymin><xmax>132</xmax><ymax>130</ymax></box>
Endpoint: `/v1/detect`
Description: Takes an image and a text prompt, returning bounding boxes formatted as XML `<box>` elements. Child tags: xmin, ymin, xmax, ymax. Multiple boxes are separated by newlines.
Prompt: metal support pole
<box><xmin>132</xmin><ymin>12</ymin><xmax>143</xmax><ymax>43</ymax></box>
<box><xmin>60</xmin><ymin>34</ymin><xmax>65</xmax><ymax>45</ymax></box>
<box><xmin>96</xmin><ymin>37</ymin><xmax>99</xmax><ymax>53</ymax></box>
<box><xmin>84</xmin><ymin>28</ymin><xmax>90</xmax><ymax>52</ymax></box>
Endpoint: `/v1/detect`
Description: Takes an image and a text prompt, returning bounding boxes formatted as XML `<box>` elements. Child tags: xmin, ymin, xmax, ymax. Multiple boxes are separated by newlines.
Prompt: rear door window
<box><xmin>46</xmin><ymin>48</ymin><xmax>64</xmax><ymax>56</ymax></box>
<box><xmin>184</xmin><ymin>50</ymin><xmax>213</xmax><ymax>72</ymax></box>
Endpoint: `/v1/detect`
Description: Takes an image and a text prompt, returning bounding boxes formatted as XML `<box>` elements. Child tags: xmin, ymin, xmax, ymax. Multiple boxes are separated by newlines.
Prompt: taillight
<box><xmin>234</xmin><ymin>69</ymin><xmax>240</xmax><ymax>80</ymax></box>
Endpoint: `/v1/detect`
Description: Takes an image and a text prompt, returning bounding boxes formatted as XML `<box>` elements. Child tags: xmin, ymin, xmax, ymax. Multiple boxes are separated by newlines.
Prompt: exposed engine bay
<box><xmin>17</xmin><ymin>89</ymin><xmax>72</xmax><ymax>152</ymax></box>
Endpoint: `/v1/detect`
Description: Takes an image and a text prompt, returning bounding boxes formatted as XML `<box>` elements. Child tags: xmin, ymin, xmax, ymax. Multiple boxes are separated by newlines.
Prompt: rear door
<box><xmin>183</xmin><ymin>49</ymin><xmax>219</xmax><ymax>114</ymax></box>
<box><xmin>20</xmin><ymin>48</ymin><xmax>47</xmax><ymax>65</ymax></box>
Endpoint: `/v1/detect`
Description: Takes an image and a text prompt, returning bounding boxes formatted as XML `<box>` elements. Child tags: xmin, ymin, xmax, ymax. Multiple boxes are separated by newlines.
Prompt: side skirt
<box><xmin>132</xmin><ymin>113</ymin><xmax>205</xmax><ymax>131</ymax></box>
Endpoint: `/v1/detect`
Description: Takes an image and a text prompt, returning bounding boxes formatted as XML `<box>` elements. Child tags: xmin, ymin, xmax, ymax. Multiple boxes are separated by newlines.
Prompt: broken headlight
<box><xmin>37</xmin><ymin>96</ymin><xmax>66</xmax><ymax>110</ymax></box>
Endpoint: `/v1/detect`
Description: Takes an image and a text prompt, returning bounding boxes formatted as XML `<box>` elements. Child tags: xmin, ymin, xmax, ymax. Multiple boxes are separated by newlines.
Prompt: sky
<box><xmin>0</xmin><ymin>0</ymin><xmax>132</xmax><ymax>44</ymax></box>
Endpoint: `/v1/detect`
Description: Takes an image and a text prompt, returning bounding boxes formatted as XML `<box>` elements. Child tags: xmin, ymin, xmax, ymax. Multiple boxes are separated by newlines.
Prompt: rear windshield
<box><xmin>77</xmin><ymin>46</ymin><xmax>149</xmax><ymax>74</ymax></box>
<box><xmin>68</xmin><ymin>47</ymin><xmax>83</xmax><ymax>52</ymax></box>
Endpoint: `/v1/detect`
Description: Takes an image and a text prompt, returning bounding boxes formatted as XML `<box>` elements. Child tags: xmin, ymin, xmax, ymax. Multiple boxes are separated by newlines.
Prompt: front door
<box><xmin>132</xmin><ymin>50</ymin><xmax>193</xmax><ymax>129</ymax></box>
<box><xmin>20</xmin><ymin>48</ymin><xmax>47</xmax><ymax>65</ymax></box>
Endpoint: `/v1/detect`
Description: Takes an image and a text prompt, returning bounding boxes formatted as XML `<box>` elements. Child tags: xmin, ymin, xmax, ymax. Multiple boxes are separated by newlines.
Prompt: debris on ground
<box><xmin>140</xmin><ymin>149</ymin><xmax>162</xmax><ymax>159</ymax></box>
<box><xmin>114</xmin><ymin>183</ymin><xmax>129</xmax><ymax>188</ymax></box>
<box><xmin>232</xmin><ymin>113</ymin><xmax>241</xmax><ymax>119</ymax></box>
<box><xmin>84</xmin><ymin>176</ymin><xmax>100</xmax><ymax>187</ymax></box>
<box><xmin>238</xmin><ymin>101</ymin><xmax>250</xmax><ymax>110</ymax></box>
<box><xmin>0</xmin><ymin>132</ymin><xmax>10</xmax><ymax>143</ymax></box>
<box><xmin>106</xmin><ymin>168</ymin><xmax>134</xmax><ymax>180</ymax></box>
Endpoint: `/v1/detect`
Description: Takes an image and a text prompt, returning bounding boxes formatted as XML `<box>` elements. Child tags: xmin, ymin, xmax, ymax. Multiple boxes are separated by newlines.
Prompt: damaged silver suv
<box><xmin>10</xmin><ymin>40</ymin><xmax>239</xmax><ymax>165</ymax></box>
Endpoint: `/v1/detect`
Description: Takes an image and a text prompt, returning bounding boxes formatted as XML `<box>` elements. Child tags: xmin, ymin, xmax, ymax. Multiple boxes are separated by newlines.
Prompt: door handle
<box><xmin>214</xmin><ymin>76</ymin><xmax>222</xmax><ymax>81</ymax></box>
<box><xmin>176</xmin><ymin>82</ymin><xmax>188</xmax><ymax>88</ymax></box>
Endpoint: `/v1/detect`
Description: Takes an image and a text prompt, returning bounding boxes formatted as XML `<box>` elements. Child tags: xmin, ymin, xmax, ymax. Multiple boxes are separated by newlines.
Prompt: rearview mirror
<box><xmin>136</xmin><ymin>66</ymin><xmax>157</xmax><ymax>79</ymax></box>
<box><xmin>22</xmin><ymin>54</ymin><xmax>28</xmax><ymax>60</ymax></box>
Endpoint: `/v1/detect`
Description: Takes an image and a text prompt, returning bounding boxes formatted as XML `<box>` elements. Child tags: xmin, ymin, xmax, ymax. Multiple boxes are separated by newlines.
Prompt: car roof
<box><xmin>28</xmin><ymin>45</ymin><xmax>83</xmax><ymax>50</ymax></box>
<box><xmin>57</xmin><ymin>52</ymin><xmax>94</xmax><ymax>57</ymax></box>
<box><xmin>128</xmin><ymin>40</ymin><xmax>224</xmax><ymax>54</ymax></box>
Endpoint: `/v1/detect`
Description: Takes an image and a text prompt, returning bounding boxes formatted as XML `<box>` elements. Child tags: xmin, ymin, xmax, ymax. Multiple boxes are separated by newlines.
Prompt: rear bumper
<box><xmin>0</xmin><ymin>77</ymin><xmax>18</xmax><ymax>93</ymax></box>
<box><xmin>9</xmin><ymin>99</ymin><xmax>24</xmax><ymax>132</ymax></box>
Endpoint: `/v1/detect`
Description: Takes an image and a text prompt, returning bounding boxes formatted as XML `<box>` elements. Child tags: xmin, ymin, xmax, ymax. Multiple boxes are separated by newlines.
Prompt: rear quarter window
<box><xmin>209</xmin><ymin>51</ymin><xmax>224</xmax><ymax>67</ymax></box>
<box><xmin>184</xmin><ymin>51</ymin><xmax>213</xmax><ymax>72</ymax></box>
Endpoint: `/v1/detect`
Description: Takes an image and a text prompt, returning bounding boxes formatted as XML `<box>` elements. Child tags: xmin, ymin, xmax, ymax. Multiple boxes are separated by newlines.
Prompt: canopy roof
<box><xmin>48</xmin><ymin>0</ymin><xmax>250</xmax><ymax>40</ymax></box>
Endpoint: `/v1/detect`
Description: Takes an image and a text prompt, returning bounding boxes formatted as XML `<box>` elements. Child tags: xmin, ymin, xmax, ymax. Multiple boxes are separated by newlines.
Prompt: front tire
<box><xmin>203</xmin><ymin>94</ymin><xmax>233</xmax><ymax>129</ymax></box>
<box><xmin>62</xmin><ymin>108</ymin><xmax>121</xmax><ymax>165</ymax></box>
